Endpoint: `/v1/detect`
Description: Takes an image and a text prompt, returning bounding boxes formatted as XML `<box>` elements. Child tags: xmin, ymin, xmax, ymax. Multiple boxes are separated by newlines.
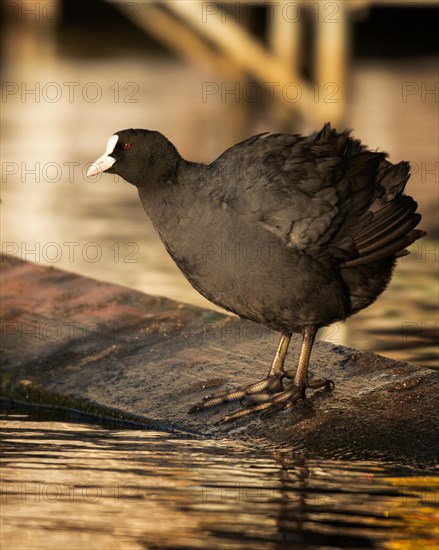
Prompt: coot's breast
<box><xmin>146</xmin><ymin>192</ymin><xmax>350</xmax><ymax>332</ymax></box>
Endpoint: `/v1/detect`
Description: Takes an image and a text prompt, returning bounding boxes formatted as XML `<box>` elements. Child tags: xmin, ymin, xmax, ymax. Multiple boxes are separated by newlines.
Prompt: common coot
<box><xmin>88</xmin><ymin>123</ymin><xmax>425</xmax><ymax>422</ymax></box>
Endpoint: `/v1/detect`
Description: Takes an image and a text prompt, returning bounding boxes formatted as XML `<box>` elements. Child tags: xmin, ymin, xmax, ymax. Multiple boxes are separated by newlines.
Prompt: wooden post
<box><xmin>269</xmin><ymin>2</ymin><xmax>301</xmax><ymax>74</ymax></box>
<box><xmin>2</xmin><ymin>0</ymin><xmax>60</xmax><ymax>74</ymax></box>
<box><xmin>268</xmin><ymin>2</ymin><xmax>302</xmax><ymax>130</ymax></box>
<box><xmin>314</xmin><ymin>0</ymin><xmax>347</xmax><ymax>126</ymax></box>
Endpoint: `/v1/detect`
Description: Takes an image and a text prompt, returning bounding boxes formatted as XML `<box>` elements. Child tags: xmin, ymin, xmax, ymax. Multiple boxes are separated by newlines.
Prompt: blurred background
<box><xmin>1</xmin><ymin>0</ymin><xmax>438</xmax><ymax>368</ymax></box>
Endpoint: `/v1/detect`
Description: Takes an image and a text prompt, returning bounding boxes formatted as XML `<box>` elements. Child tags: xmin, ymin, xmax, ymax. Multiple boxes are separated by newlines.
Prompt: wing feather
<box><xmin>212</xmin><ymin>123</ymin><xmax>425</xmax><ymax>266</ymax></box>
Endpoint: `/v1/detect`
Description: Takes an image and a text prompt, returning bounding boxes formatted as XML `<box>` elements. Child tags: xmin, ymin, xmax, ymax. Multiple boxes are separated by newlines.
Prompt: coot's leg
<box><xmin>191</xmin><ymin>326</ymin><xmax>334</xmax><ymax>423</ymax></box>
<box><xmin>293</xmin><ymin>325</ymin><xmax>317</xmax><ymax>388</ymax></box>
<box><xmin>188</xmin><ymin>332</ymin><xmax>292</xmax><ymax>413</ymax></box>
<box><xmin>290</xmin><ymin>325</ymin><xmax>334</xmax><ymax>394</ymax></box>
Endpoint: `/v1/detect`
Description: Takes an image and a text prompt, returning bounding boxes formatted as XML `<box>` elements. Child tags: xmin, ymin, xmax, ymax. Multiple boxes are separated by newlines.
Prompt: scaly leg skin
<box><xmin>188</xmin><ymin>332</ymin><xmax>293</xmax><ymax>413</ymax></box>
<box><xmin>189</xmin><ymin>327</ymin><xmax>334</xmax><ymax>423</ymax></box>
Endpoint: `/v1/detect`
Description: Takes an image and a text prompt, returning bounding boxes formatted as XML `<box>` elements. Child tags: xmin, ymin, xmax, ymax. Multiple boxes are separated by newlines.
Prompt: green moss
<box><xmin>0</xmin><ymin>369</ymin><xmax>160</xmax><ymax>428</ymax></box>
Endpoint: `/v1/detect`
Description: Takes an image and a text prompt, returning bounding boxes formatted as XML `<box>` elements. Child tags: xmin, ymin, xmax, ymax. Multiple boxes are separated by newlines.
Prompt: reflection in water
<box><xmin>1</xmin><ymin>401</ymin><xmax>438</xmax><ymax>550</ymax></box>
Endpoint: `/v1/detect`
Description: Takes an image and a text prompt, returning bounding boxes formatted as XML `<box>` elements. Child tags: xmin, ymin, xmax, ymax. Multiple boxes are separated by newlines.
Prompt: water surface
<box><xmin>1</xmin><ymin>400</ymin><xmax>438</xmax><ymax>550</ymax></box>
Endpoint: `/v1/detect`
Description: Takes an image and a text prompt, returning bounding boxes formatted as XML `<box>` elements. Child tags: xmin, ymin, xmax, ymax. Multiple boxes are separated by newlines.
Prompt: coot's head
<box><xmin>87</xmin><ymin>129</ymin><xmax>180</xmax><ymax>187</ymax></box>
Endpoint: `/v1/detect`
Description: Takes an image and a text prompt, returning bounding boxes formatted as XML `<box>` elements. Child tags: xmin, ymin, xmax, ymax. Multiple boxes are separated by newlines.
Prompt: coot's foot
<box><xmin>192</xmin><ymin>378</ymin><xmax>334</xmax><ymax>424</ymax></box>
<box><xmin>221</xmin><ymin>378</ymin><xmax>334</xmax><ymax>423</ymax></box>
<box><xmin>189</xmin><ymin>327</ymin><xmax>335</xmax><ymax>423</ymax></box>
<box><xmin>188</xmin><ymin>371</ymin><xmax>288</xmax><ymax>413</ymax></box>
<box><xmin>189</xmin><ymin>332</ymin><xmax>293</xmax><ymax>414</ymax></box>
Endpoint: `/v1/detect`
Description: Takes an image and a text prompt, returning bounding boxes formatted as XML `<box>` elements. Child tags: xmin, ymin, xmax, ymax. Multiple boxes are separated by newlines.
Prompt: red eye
<box><xmin>123</xmin><ymin>143</ymin><xmax>131</xmax><ymax>150</ymax></box>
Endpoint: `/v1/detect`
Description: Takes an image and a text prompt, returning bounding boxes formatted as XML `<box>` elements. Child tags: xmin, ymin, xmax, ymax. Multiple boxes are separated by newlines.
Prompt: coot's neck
<box><xmin>132</xmin><ymin>138</ymin><xmax>183</xmax><ymax>190</ymax></box>
<box><xmin>138</xmin><ymin>157</ymin><xmax>202</xmax><ymax>239</ymax></box>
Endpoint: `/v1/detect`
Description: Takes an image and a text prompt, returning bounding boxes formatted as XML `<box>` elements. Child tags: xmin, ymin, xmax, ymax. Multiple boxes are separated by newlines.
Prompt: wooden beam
<box><xmin>166</xmin><ymin>1</ymin><xmax>327</xmax><ymax>121</ymax></box>
<box><xmin>108</xmin><ymin>1</ymin><xmax>243</xmax><ymax>80</ymax></box>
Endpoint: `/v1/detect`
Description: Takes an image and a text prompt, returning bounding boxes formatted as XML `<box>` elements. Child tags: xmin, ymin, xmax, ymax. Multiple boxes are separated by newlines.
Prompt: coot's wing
<box><xmin>214</xmin><ymin>124</ymin><xmax>424</xmax><ymax>265</ymax></box>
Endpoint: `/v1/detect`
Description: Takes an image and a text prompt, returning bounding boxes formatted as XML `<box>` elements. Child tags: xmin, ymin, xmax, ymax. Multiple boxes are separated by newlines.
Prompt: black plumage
<box><xmin>88</xmin><ymin>123</ymin><xmax>425</xmax><ymax>421</ymax></box>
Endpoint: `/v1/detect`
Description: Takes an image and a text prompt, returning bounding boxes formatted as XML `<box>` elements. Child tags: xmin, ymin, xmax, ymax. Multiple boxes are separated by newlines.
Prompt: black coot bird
<box><xmin>88</xmin><ymin>124</ymin><xmax>425</xmax><ymax>422</ymax></box>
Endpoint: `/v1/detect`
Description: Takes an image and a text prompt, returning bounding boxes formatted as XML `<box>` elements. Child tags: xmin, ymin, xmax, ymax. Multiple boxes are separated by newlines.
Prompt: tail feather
<box><xmin>355</xmin><ymin>196</ymin><xmax>417</xmax><ymax>242</ymax></box>
<box><xmin>345</xmin><ymin>229</ymin><xmax>426</xmax><ymax>267</ymax></box>
<box><xmin>343</xmin><ymin>159</ymin><xmax>425</xmax><ymax>268</ymax></box>
<box><xmin>357</xmin><ymin>213</ymin><xmax>421</xmax><ymax>255</ymax></box>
